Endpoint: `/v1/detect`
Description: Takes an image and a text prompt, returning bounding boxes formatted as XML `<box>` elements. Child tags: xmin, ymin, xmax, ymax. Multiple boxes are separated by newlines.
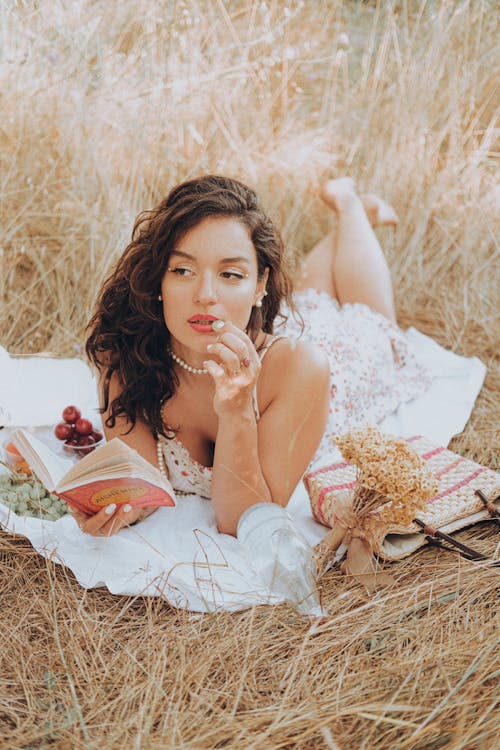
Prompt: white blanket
<box><xmin>0</xmin><ymin>329</ymin><xmax>487</xmax><ymax>612</ymax></box>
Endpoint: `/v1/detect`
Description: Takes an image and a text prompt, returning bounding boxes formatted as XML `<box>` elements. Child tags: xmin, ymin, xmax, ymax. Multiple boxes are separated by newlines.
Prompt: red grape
<box><xmin>76</xmin><ymin>435</ymin><xmax>97</xmax><ymax>456</ymax></box>
<box><xmin>75</xmin><ymin>418</ymin><xmax>93</xmax><ymax>436</ymax></box>
<box><xmin>54</xmin><ymin>422</ymin><xmax>74</xmax><ymax>441</ymax></box>
<box><xmin>62</xmin><ymin>405</ymin><xmax>81</xmax><ymax>423</ymax></box>
<box><xmin>65</xmin><ymin>437</ymin><xmax>79</xmax><ymax>446</ymax></box>
<box><xmin>76</xmin><ymin>435</ymin><xmax>96</xmax><ymax>447</ymax></box>
<box><xmin>91</xmin><ymin>429</ymin><xmax>103</xmax><ymax>442</ymax></box>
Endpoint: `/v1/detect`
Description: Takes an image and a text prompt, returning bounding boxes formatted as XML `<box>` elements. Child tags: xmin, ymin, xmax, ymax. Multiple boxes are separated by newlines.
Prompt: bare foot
<box><xmin>319</xmin><ymin>177</ymin><xmax>359</xmax><ymax>213</ymax></box>
<box><xmin>361</xmin><ymin>193</ymin><xmax>399</xmax><ymax>227</ymax></box>
<box><xmin>319</xmin><ymin>178</ymin><xmax>399</xmax><ymax>227</ymax></box>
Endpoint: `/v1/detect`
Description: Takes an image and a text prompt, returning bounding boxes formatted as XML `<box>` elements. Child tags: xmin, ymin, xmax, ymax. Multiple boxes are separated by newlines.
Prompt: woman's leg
<box><xmin>296</xmin><ymin>230</ymin><xmax>340</xmax><ymax>300</ymax></box>
<box><xmin>296</xmin><ymin>179</ymin><xmax>398</xmax><ymax>323</ymax></box>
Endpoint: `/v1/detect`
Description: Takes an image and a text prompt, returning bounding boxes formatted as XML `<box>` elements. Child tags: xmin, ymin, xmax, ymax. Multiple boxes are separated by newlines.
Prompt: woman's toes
<box><xmin>361</xmin><ymin>193</ymin><xmax>399</xmax><ymax>227</ymax></box>
<box><xmin>319</xmin><ymin>177</ymin><xmax>359</xmax><ymax>212</ymax></box>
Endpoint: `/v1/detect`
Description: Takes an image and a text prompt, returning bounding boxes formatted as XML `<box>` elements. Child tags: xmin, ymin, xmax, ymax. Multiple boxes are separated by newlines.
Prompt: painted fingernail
<box><xmin>206</xmin><ymin>343</ymin><xmax>214</xmax><ymax>351</ymax></box>
<box><xmin>122</xmin><ymin>504</ymin><xmax>132</xmax><ymax>513</ymax></box>
<box><xmin>212</xmin><ymin>320</ymin><xmax>225</xmax><ymax>331</ymax></box>
<box><xmin>104</xmin><ymin>503</ymin><xmax>117</xmax><ymax>515</ymax></box>
<box><xmin>242</xmin><ymin>357</ymin><xmax>251</xmax><ymax>367</ymax></box>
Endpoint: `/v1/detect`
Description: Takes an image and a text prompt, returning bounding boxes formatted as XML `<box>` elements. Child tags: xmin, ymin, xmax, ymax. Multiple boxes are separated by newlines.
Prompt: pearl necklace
<box><xmin>157</xmin><ymin>436</ymin><xmax>169</xmax><ymax>481</ymax></box>
<box><xmin>167</xmin><ymin>348</ymin><xmax>208</xmax><ymax>375</ymax></box>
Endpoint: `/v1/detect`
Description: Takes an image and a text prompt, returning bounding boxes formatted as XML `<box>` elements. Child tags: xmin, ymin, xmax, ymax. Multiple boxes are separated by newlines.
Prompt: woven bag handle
<box><xmin>475</xmin><ymin>489</ymin><xmax>500</xmax><ymax>522</ymax></box>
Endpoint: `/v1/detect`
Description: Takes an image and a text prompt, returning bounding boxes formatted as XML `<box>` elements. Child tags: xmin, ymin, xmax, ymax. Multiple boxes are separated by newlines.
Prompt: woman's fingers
<box><xmin>70</xmin><ymin>507</ymin><xmax>92</xmax><ymax>528</ymax></box>
<box><xmin>77</xmin><ymin>504</ymin><xmax>120</xmax><ymax>535</ymax></box>
<box><xmin>217</xmin><ymin>322</ymin><xmax>255</xmax><ymax>350</ymax></box>
<box><xmin>207</xmin><ymin>341</ymin><xmax>244</xmax><ymax>375</ymax></box>
<box><xmin>204</xmin><ymin>359</ymin><xmax>246</xmax><ymax>405</ymax></box>
<box><xmin>206</xmin><ymin>324</ymin><xmax>258</xmax><ymax>375</ymax></box>
<box><xmin>204</xmin><ymin>358</ymin><xmax>226</xmax><ymax>381</ymax></box>
<box><xmin>217</xmin><ymin>331</ymin><xmax>251</xmax><ymax>360</ymax></box>
<box><xmin>71</xmin><ymin>503</ymin><xmax>143</xmax><ymax>537</ymax></box>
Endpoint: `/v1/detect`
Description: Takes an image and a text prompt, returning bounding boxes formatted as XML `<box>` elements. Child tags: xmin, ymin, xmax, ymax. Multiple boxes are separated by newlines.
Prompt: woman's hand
<box><xmin>71</xmin><ymin>504</ymin><xmax>158</xmax><ymax>537</ymax></box>
<box><xmin>204</xmin><ymin>322</ymin><xmax>261</xmax><ymax>416</ymax></box>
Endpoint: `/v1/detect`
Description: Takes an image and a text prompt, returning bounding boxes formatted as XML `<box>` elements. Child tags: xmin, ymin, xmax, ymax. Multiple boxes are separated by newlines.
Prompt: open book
<box><xmin>11</xmin><ymin>428</ymin><xmax>176</xmax><ymax>515</ymax></box>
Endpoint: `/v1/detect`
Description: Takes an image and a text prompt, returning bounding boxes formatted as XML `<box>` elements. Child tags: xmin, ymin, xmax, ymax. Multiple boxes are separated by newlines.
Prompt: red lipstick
<box><xmin>188</xmin><ymin>314</ymin><xmax>220</xmax><ymax>333</ymax></box>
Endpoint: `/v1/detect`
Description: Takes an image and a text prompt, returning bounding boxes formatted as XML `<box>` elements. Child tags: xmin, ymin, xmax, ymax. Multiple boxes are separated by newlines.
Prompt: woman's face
<box><xmin>160</xmin><ymin>216</ymin><xmax>268</xmax><ymax>362</ymax></box>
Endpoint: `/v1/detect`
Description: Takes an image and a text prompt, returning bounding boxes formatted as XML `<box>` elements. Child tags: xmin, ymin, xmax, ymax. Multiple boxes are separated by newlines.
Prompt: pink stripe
<box><xmin>435</xmin><ymin>457</ymin><xmax>464</xmax><ymax>478</ymax></box>
<box><xmin>429</xmin><ymin>467</ymin><xmax>486</xmax><ymax>503</ymax></box>
<box><xmin>315</xmin><ymin>492</ymin><xmax>327</xmax><ymax>525</ymax></box>
<box><xmin>319</xmin><ymin>480</ymin><xmax>358</xmax><ymax>494</ymax></box>
<box><xmin>306</xmin><ymin>460</ymin><xmax>352</xmax><ymax>480</ymax></box>
<box><xmin>423</xmin><ymin>446</ymin><xmax>446</xmax><ymax>460</ymax></box>
<box><xmin>317</xmin><ymin>481</ymin><xmax>357</xmax><ymax>525</ymax></box>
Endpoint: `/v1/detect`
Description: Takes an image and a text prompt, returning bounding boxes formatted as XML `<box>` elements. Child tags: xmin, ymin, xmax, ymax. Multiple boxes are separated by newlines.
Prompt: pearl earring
<box><xmin>255</xmin><ymin>289</ymin><xmax>267</xmax><ymax>308</ymax></box>
<box><xmin>157</xmin><ymin>294</ymin><xmax>162</xmax><ymax>301</ymax></box>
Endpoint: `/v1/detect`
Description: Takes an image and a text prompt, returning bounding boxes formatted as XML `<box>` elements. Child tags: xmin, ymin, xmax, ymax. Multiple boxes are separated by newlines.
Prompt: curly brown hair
<box><xmin>85</xmin><ymin>174</ymin><xmax>295</xmax><ymax>437</ymax></box>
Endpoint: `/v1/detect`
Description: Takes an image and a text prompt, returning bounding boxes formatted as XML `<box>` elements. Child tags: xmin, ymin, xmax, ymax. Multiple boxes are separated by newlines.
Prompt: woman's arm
<box><xmin>257</xmin><ymin>340</ymin><xmax>330</xmax><ymax>509</ymax></box>
<box><xmin>99</xmin><ymin>369</ymin><xmax>160</xmax><ymax>467</ymax></box>
<box><xmin>207</xmin><ymin>330</ymin><xmax>330</xmax><ymax>535</ymax></box>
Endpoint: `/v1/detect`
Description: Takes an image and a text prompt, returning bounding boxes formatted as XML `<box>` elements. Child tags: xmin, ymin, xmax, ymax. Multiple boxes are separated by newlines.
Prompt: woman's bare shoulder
<box><xmin>259</xmin><ymin>335</ymin><xmax>330</xmax><ymax>407</ymax></box>
<box><xmin>262</xmin><ymin>335</ymin><xmax>329</xmax><ymax>370</ymax></box>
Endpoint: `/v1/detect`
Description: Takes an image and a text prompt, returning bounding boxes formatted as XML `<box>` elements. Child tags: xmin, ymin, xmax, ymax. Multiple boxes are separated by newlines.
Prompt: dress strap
<box><xmin>258</xmin><ymin>334</ymin><xmax>288</xmax><ymax>362</ymax></box>
<box><xmin>252</xmin><ymin>335</ymin><xmax>288</xmax><ymax>421</ymax></box>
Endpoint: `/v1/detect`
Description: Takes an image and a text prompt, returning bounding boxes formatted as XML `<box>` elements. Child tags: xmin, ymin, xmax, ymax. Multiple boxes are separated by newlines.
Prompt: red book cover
<box><xmin>58</xmin><ymin>477</ymin><xmax>176</xmax><ymax>515</ymax></box>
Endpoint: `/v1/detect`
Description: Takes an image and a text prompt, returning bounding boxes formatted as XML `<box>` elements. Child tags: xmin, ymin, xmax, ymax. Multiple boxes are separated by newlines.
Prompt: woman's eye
<box><xmin>168</xmin><ymin>267</ymin><xmax>193</xmax><ymax>277</ymax></box>
<box><xmin>220</xmin><ymin>271</ymin><xmax>244</xmax><ymax>280</ymax></box>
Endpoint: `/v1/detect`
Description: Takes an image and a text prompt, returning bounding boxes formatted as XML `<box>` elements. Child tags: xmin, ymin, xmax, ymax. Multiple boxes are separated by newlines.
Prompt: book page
<box><xmin>56</xmin><ymin>438</ymin><xmax>134</xmax><ymax>487</ymax></box>
<box><xmin>10</xmin><ymin>428</ymin><xmax>73</xmax><ymax>491</ymax></box>
<box><xmin>57</xmin><ymin>438</ymin><xmax>172</xmax><ymax>494</ymax></box>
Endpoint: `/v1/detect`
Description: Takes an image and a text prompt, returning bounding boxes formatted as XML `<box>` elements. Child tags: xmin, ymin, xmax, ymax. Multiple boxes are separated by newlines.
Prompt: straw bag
<box><xmin>305</xmin><ymin>435</ymin><xmax>500</xmax><ymax>561</ymax></box>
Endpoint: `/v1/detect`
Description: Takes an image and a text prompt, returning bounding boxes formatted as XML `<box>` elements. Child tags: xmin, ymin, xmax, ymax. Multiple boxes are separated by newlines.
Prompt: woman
<box><xmin>79</xmin><ymin>175</ymin><xmax>431</xmax><ymax>537</ymax></box>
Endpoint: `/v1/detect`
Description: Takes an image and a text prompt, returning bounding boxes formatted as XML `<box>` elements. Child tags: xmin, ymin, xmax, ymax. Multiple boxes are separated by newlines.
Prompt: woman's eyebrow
<box><xmin>220</xmin><ymin>256</ymin><xmax>251</xmax><ymax>265</ymax></box>
<box><xmin>170</xmin><ymin>250</ymin><xmax>250</xmax><ymax>265</ymax></box>
<box><xmin>170</xmin><ymin>250</ymin><xmax>195</xmax><ymax>260</ymax></box>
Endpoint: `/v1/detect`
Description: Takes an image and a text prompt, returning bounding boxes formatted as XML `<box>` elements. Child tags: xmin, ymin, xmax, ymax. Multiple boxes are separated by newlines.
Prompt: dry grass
<box><xmin>1</xmin><ymin>1</ymin><xmax>499</xmax><ymax>748</ymax></box>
